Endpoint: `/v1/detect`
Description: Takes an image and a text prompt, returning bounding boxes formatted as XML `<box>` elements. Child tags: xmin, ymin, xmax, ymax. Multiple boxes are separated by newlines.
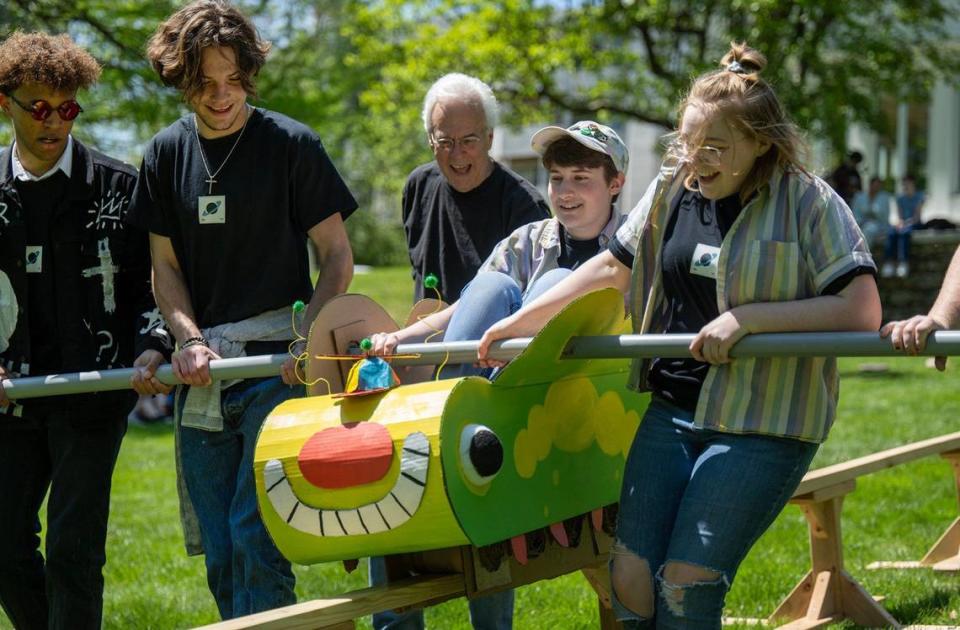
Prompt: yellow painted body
<box><xmin>255</xmin><ymin>378</ymin><xmax>470</xmax><ymax>565</ymax></box>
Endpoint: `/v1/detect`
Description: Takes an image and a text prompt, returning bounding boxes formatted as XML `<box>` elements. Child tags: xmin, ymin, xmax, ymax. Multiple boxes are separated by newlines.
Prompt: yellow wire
<box><xmin>287</xmin><ymin>305</ymin><xmax>331</xmax><ymax>391</ymax></box>
<box><xmin>415</xmin><ymin>285</ymin><xmax>450</xmax><ymax>379</ymax></box>
<box><xmin>287</xmin><ymin>287</ymin><xmax>451</xmax><ymax>394</ymax></box>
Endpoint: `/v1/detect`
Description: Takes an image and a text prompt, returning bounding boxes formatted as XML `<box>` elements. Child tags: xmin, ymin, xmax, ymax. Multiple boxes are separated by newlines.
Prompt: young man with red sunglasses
<box><xmin>0</xmin><ymin>31</ymin><xmax>170</xmax><ymax>629</ymax></box>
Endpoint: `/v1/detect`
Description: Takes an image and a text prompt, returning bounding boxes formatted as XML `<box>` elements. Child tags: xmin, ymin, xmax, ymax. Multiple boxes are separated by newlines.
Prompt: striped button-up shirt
<box><xmin>479</xmin><ymin>206</ymin><xmax>626</xmax><ymax>300</ymax></box>
<box><xmin>614</xmin><ymin>165</ymin><xmax>875</xmax><ymax>443</ymax></box>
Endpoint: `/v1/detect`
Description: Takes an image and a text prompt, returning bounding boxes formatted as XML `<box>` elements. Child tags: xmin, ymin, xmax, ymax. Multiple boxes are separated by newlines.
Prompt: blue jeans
<box><xmin>369</xmin><ymin>557</ymin><xmax>513</xmax><ymax>630</ymax></box>
<box><xmin>179</xmin><ymin>377</ymin><xmax>300</xmax><ymax>619</ymax></box>
<box><xmin>885</xmin><ymin>226</ymin><xmax>913</xmax><ymax>262</ymax></box>
<box><xmin>439</xmin><ymin>268</ymin><xmax>573</xmax><ymax>379</ymax></box>
<box><xmin>370</xmin><ymin>269</ymin><xmax>570</xmax><ymax>630</ymax></box>
<box><xmin>611</xmin><ymin>398</ymin><xmax>818</xmax><ymax>629</ymax></box>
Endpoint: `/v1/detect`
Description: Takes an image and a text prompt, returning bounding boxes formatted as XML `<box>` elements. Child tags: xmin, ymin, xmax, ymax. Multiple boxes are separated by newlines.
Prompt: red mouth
<box><xmin>297</xmin><ymin>422</ymin><xmax>394</xmax><ymax>489</ymax></box>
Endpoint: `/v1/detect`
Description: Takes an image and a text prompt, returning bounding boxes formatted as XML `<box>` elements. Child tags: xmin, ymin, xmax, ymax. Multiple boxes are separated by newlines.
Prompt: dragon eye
<box><xmin>459</xmin><ymin>424</ymin><xmax>503</xmax><ymax>486</ymax></box>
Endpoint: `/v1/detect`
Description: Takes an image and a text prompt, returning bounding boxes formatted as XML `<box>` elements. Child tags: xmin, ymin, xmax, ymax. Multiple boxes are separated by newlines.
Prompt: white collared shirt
<box><xmin>11</xmin><ymin>135</ymin><xmax>74</xmax><ymax>182</ymax></box>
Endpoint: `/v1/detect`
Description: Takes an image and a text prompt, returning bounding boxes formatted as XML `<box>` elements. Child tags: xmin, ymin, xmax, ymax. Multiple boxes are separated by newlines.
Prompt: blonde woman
<box><xmin>477</xmin><ymin>43</ymin><xmax>881</xmax><ymax>628</ymax></box>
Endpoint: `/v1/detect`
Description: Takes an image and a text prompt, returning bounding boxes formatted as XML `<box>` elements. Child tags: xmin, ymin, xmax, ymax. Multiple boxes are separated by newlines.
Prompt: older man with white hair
<box><xmin>403</xmin><ymin>73</ymin><xmax>550</xmax><ymax>303</ymax></box>
<box><xmin>371</xmin><ymin>73</ymin><xmax>546</xmax><ymax>630</ymax></box>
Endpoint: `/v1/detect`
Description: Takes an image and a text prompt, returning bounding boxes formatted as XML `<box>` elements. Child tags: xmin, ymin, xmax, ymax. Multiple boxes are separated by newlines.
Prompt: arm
<box><xmin>371</xmin><ymin>220</ymin><xmax>537</xmax><ymax>355</ymax></box>
<box><xmin>126</xmin><ymin>225</ymin><xmax>174</xmax><ymax>395</ymax></box>
<box><xmin>150</xmin><ymin>233</ymin><xmax>220</xmax><ymax>386</ymax></box>
<box><xmin>909</xmin><ymin>197</ymin><xmax>923</xmax><ymax>228</ymax></box>
<box><xmin>477</xmin><ymin>250</ymin><xmax>632</xmax><ymax>366</ymax></box>
<box><xmin>691</xmin><ymin>274</ymin><xmax>882</xmax><ymax>364</ymax></box>
<box><xmin>369</xmin><ymin>302</ymin><xmax>458</xmax><ymax>356</ymax></box>
<box><xmin>881</xmin><ymin>244</ymin><xmax>960</xmax><ymax>370</ymax></box>
<box><xmin>281</xmin><ymin>213</ymin><xmax>354</xmax><ymax>384</ymax></box>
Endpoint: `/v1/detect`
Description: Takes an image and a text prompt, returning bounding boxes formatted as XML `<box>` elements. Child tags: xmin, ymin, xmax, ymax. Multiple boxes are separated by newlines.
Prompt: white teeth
<box><xmin>262</xmin><ymin>431</ymin><xmax>430</xmax><ymax>537</ymax></box>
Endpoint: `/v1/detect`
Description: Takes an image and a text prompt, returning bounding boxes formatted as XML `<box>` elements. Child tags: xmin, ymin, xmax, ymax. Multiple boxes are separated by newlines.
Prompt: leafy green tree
<box><xmin>3</xmin><ymin>0</ymin><xmax>957</xmax><ymax>264</ymax></box>
<box><xmin>0</xmin><ymin>0</ymin><xmax>185</xmax><ymax>153</ymax></box>
<box><xmin>0</xmin><ymin>0</ymin><xmax>412</xmax><ymax>265</ymax></box>
<box><xmin>335</xmin><ymin>0</ymin><xmax>960</xmax><ymax>195</ymax></box>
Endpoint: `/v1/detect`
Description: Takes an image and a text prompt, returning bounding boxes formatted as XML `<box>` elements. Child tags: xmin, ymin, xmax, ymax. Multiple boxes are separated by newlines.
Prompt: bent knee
<box><xmin>658</xmin><ymin>560</ymin><xmax>729</xmax><ymax>620</ymax></box>
<box><xmin>610</xmin><ymin>544</ymin><xmax>654</xmax><ymax>619</ymax></box>
<box><xmin>470</xmin><ymin>271</ymin><xmax>519</xmax><ymax>293</ymax></box>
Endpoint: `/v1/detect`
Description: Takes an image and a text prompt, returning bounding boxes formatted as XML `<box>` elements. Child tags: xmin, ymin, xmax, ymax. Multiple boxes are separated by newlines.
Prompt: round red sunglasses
<box><xmin>6</xmin><ymin>93</ymin><xmax>83</xmax><ymax>121</ymax></box>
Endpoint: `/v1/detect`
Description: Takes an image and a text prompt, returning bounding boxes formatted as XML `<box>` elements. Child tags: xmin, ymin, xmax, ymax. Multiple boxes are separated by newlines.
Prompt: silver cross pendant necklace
<box><xmin>194</xmin><ymin>104</ymin><xmax>251</xmax><ymax>195</ymax></box>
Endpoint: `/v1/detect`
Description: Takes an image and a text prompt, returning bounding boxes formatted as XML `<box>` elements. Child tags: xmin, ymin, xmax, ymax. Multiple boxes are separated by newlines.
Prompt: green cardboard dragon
<box><xmin>254</xmin><ymin>289</ymin><xmax>648</xmax><ymax>565</ymax></box>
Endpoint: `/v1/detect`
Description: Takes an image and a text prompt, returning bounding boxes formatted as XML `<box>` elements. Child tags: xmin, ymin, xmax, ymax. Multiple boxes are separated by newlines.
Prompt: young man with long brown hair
<box><xmin>126</xmin><ymin>0</ymin><xmax>358</xmax><ymax>618</ymax></box>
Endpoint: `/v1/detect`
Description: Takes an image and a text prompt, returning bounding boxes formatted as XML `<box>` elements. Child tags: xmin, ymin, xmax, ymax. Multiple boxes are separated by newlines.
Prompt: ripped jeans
<box><xmin>610</xmin><ymin>397</ymin><xmax>818</xmax><ymax>629</ymax></box>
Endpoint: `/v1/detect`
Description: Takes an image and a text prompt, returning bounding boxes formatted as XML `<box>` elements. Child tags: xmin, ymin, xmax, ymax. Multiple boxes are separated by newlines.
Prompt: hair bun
<box><xmin>720</xmin><ymin>41</ymin><xmax>766</xmax><ymax>75</ymax></box>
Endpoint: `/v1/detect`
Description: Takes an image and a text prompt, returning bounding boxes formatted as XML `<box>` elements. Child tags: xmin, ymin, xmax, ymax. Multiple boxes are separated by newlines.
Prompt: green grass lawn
<box><xmin>350</xmin><ymin>266</ymin><xmax>418</xmax><ymax>324</ymax></box>
<box><xmin>4</xmin><ymin>266</ymin><xmax>960</xmax><ymax>629</ymax></box>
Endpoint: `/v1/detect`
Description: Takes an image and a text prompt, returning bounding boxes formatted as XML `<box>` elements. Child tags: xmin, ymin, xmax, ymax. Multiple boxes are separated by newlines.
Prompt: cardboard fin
<box><xmin>550</xmin><ymin>522</ymin><xmax>570</xmax><ymax>548</ymax></box>
<box><xmin>510</xmin><ymin>535</ymin><xmax>528</xmax><ymax>566</ymax></box>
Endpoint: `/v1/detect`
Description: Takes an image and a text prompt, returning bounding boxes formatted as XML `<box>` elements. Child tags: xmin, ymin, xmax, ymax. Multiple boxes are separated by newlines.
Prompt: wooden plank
<box><xmin>794</xmin><ymin>432</ymin><xmax>960</xmax><ymax>496</ymax></box>
<box><xmin>838</xmin><ymin>570</ymin><xmax>902</xmax><ymax>628</ymax></box>
<box><xmin>791</xmin><ymin>480</ymin><xmax>856</xmax><ymax>504</ymax></box>
<box><xmin>921</xmin><ymin>516</ymin><xmax>960</xmax><ymax>567</ymax></box>
<box><xmin>867</xmin><ymin>560</ymin><xmax>924</xmax><ymax>570</ymax></box>
<box><xmin>195</xmin><ymin>574</ymin><xmax>465</xmax><ymax>630</ymax></box>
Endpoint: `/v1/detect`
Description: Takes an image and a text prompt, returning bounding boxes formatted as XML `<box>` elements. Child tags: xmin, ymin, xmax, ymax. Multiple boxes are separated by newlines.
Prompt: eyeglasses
<box><xmin>6</xmin><ymin>93</ymin><xmax>83</xmax><ymax>122</ymax></box>
<box><xmin>668</xmin><ymin>138</ymin><xmax>728</xmax><ymax>168</ymax></box>
<box><xmin>431</xmin><ymin>132</ymin><xmax>485</xmax><ymax>153</ymax></box>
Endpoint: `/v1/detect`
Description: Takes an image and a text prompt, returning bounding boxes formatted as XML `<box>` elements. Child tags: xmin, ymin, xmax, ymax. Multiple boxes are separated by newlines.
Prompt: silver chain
<box><xmin>194</xmin><ymin>104</ymin><xmax>251</xmax><ymax>194</ymax></box>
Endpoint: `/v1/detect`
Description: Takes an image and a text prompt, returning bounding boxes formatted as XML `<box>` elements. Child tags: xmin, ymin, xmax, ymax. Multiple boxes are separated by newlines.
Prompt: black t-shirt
<box><xmin>557</xmin><ymin>226</ymin><xmax>600</xmax><ymax>271</ymax></box>
<box><xmin>16</xmin><ymin>172</ymin><xmax>70</xmax><ymax>375</ymax></box>
<box><xmin>648</xmin><ymin>190</ymin><xmax>742</xmax><ymax>411</ymax></box>
<box><xmin>403</xmin><ymin>161</ymin><xmax>550</xmax><ymax>303</ymax></box>
<box><xmin>126</xmin><ymin>108</ymin><xmax>358</xmax><ymax>328</ymax></box>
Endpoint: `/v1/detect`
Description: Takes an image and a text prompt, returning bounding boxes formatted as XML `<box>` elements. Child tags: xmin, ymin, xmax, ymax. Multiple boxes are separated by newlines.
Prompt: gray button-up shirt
<box><xmin>478</xmin><ymin>206</ymin><xmax>627</xmax><ymax>300</ymax></box>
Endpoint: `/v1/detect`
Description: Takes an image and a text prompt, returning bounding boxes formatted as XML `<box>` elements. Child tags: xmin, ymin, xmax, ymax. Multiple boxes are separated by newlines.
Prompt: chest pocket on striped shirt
<box><xmin>745</xmin><ymin>239</ymin><xmax>802</xmax><ymax>302</ymax></box>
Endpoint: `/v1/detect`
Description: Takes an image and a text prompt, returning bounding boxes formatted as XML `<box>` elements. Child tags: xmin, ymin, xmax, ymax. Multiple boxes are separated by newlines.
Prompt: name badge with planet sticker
<box><xmin>25</xmin><ymin>246</ymin><xmax>43</xmax><ymax>273</ymax></box>
<box><xmin>690</xmin><ymin>243</ymin><xmax>720</xmax><ymax>279</ymax></box>
<box><xmin>198</xmin><ymin>195</ymin><xmax>226</xmax><ymax>224</ymax></box>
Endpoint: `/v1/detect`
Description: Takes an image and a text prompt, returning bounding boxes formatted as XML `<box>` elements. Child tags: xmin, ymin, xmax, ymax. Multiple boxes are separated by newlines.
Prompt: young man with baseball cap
<box><xmin>369</xmin><ymin>120</ymin><xmax>628</xmax><ymax>370</ymax></box>
<box><xmin>365</xmin><ymin>120</ymin><xmax>627</xmax><ymax>629</ymax></box>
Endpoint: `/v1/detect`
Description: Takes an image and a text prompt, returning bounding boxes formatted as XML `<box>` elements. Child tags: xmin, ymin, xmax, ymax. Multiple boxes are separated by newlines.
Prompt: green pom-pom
<box><xmin>359</xmin><ymin>338</ymin><xmax>373</xmax><ymax>351</ymax></box>
<box><xmin>424</xmin><ymin>273</ymin><xmax>439</xmax><ymax>290</ymax></box>
<box><xmin>293</xmin><ymin>300</ymin><xmax>306</xmax><ymax>313</ymax></box>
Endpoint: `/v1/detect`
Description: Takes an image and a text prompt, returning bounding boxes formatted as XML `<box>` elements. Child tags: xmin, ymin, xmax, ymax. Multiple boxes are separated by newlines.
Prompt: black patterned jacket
<box><xmin>0</xmin><ymin>139</ymin><xmax>168</xmax><ymax>419</ymax></box>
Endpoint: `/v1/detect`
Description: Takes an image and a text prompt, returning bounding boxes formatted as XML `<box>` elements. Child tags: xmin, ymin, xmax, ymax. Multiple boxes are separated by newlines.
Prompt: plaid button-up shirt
<box><xmin>614</xmin><ymin>165</ymin><xmax>875</xmax><ymax>443</ymax></box>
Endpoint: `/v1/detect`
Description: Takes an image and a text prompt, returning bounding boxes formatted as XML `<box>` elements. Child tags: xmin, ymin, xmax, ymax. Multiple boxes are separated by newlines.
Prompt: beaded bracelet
<box><xmin>180</xmin><ymin>336</ymin><xmax>209</xmax><ymax>350</ymax></box>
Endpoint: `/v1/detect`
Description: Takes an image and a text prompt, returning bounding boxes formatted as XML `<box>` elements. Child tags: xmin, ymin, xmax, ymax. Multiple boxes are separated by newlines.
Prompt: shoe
<box><xmin>881</xmin><ymin>262</ymin><xmax>895</xmax><ymax>278</ymax></box>
<box><xmin>896</xmin><ymin>262</ymin><xmax>909</xmax><ymax>278</ymax></box>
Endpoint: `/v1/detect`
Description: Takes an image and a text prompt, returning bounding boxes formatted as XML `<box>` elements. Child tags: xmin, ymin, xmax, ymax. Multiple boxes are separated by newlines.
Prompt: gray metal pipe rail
<box><xmin>3</xmin><ymin>331</ymin><xmax>959</xmax><ymax>400</ymax></box>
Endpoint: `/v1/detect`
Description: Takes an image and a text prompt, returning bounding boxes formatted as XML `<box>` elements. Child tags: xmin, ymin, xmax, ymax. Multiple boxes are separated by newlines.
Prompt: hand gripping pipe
<box><xmin>4</xmin><ymin>331</ymin><xmax>960</xmax><ymax>400</ymax></box>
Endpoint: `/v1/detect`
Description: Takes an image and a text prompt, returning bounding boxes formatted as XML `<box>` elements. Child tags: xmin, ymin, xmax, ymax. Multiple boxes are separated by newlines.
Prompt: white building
<box><xmin>849</xmin><ymin>79</ymin><xmax>960</xmax><ymax>220</ymax></box>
